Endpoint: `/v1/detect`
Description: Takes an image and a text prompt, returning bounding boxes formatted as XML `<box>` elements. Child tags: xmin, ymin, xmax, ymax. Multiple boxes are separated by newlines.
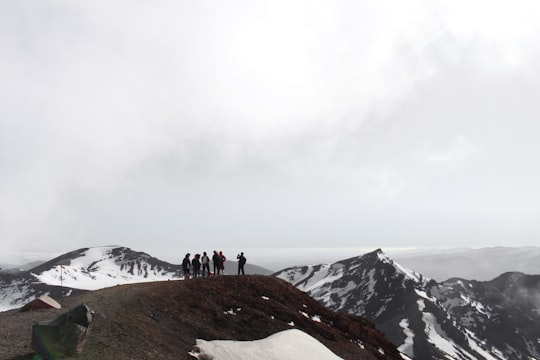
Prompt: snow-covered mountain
<box><xmin>30</xmin><ymin>246</ymin><xmax>184</xmax><ymax>290</ymax></box>
<box><xmin>274</xmin><ymin>249</ymin><xmax>540</xmax><ymax>360</ymax></box>
<box><xmin>0</xmin><ymin>245</ymin><xmax>271</xmax><ymax>312</ymax></box>
<box><xmin>0</xmin><ymin>246</ymin><xmax>180</xmax><ymax>312</ymax></box>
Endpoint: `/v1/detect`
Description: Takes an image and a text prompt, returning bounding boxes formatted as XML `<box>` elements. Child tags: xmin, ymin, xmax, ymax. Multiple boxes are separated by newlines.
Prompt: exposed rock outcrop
<box><xmin>31</xmin><ymin>304</ymin><xmax>94</xmax><ymax>359</ymax></box>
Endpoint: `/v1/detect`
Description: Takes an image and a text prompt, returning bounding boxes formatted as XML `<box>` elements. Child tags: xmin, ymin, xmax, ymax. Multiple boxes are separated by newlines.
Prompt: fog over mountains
<box><xmin>389</xmin><ymin>247</ymin><xmax>540</xmax><ymax>281</ymax></box>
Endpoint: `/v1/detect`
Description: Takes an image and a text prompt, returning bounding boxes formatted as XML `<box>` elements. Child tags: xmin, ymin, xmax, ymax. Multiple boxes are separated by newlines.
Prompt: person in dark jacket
<box><xmin>192</xmin><ymin>254</ymin><xmax>201</xmax><ymax>278</ymax></box>
<box><xmin>237</xmin><ymin>252</ymin><xmax>246</xmax><ymax>275</ymax></box>
<box><xmin>212</xmin><ymin>250</ymin><xmax>221</xmax><ymax>275</ymax></box>
<box><xmin>182</xmin><ymin>253</ymin><xmax>191</xmax><ymax>279</ymax></box>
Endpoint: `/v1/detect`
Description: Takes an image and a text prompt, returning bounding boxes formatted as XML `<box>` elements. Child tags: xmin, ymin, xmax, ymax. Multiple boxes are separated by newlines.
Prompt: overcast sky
<box><xmin>1</xmin><ymin>0</ymin><xmax>540</xmax><ymax>266</ymax></box>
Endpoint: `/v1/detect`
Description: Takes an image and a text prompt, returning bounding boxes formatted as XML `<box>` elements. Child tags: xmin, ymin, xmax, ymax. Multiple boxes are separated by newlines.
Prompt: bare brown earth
<box><xmin>0</xmin><ymin>275</ymin><xmax>402</xmax><ymax>360</ymax></box>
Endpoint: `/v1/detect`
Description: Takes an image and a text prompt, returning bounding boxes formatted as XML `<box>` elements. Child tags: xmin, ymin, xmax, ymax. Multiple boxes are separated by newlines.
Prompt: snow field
<box><xmin>31</xmin><ymin>247</ymin><xmax>176</xmax><ymax>290</ymax></box>
<box><xmin>190</xmin><ymin>329</ymin><xmax>345</xmax><ymax>360</ymax></box>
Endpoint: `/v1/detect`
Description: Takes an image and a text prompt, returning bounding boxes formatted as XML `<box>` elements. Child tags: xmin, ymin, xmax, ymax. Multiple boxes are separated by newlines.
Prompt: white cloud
<box><xmin>419</xmin><ymin>135</ymin><xmax>477</xmax><ymax>168</ymax></box>
<box><xmin>1</xmin><ymin>0</ymin><xmax>540</xmax><ymax>255</ymax></box>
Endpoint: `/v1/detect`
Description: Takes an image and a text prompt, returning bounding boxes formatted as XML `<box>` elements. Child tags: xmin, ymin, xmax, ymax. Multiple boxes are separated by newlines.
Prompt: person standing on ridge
<box><xmin>212</xmin><ymin>250</ymin><xmax>221</xmax><ymax>275</ymax></box>
<box><xmin>237</xmin><ymin>252</ymin><xmax>246</xmax><ymax>275</ymax></box>
<box><xmin>201</xmin><ymin>251</ymin><xmax>210</xmax><ymax>277</ymax></box>
<box><xmin>219</xmin><ymin>251</ymin><xmax>227</xmax><ymax>274</ymax></box>
<box><xmin>192</xmin><ymin>254</ymin><xmax>201</xmax><ymax>278</ymax></box>
<box><xmin>182</xmin><ymin>253</ymin><xmax>191</xmax><ymax>279</ymax></box>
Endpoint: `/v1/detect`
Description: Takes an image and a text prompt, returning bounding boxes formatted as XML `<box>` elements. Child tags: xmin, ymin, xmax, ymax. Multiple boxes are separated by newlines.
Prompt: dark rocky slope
<box><xmin>1</xmin><ymin>275</ymin><xmax>401</xmax><ymax>360</ymax></box>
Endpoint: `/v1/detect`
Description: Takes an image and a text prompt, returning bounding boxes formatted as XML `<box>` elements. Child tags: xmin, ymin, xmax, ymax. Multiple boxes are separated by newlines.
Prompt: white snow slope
<box><xmin>190</xmin><ymin>329</ymin><xmax>344</xmax><ymax>360</ymax></box>
<box><xmin>32</xmin><ymin>246</ymin><xmax>177</xmax><ymax>290</ymax></box>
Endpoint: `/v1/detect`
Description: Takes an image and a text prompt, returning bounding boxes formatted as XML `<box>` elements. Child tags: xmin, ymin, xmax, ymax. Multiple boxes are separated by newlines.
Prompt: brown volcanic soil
<box><xmin>1</xmin><ymin>275</ymin><xmax>402</xmax><ymax>360</ymax></box>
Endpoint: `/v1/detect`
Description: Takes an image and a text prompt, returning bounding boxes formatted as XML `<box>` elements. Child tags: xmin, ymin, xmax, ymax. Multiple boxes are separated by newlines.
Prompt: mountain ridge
<box><xmin>3</xmin><ymin>245</ymin><xmax>540</xmax><ymax>359</ymax></box>
<box><xmin>0</xmin><ymin>246</ymin><xmax>271</xmax><ymax>312</ymax></box>
<box><xmin>275</xmin><ymin>249</ymin><xmax>540</xmax><ymax>360</ymax></box>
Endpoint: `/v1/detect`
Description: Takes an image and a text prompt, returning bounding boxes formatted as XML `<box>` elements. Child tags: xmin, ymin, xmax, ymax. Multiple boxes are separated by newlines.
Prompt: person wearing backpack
<box><xmin>237</xmin><ymin>252</ymin><xmax>246</xmax><ymax>275</ymax></box>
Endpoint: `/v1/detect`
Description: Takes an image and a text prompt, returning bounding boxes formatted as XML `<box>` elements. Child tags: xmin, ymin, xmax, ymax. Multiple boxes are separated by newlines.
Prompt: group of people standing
<box><xmin>182</xmin><ymin>250</ymin><xmax>246</xmax><ymax>278</ymax></box>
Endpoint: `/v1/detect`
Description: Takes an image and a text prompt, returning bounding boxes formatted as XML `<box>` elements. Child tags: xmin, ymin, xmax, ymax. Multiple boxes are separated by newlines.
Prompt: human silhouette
<box><xmin>201</xmin><ymin>251</ymin><xmax>210</xmax><ymax>277</ymax></box>
<box><xmin>182</xmin><ymin>253</ymin><xmax>191</xmax><ymax>279</ymax></box>
<box><xmin>237</xmin><ymin>252</ymin><xmax>246</xmax><ymax>275</ymax></box>
<box><xmin>192</xmin><ymin>254</ymin><xmax>201</xmax><ymax>278</ymax></box>
<box><xmin>212</xmin><ymin>250</ymin><xmax>221</xmax><ymax>275</ymax></box>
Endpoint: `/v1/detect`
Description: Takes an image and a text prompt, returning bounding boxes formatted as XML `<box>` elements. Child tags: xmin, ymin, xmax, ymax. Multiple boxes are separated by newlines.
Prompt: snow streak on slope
<box><xmin>398</xmin><ymin>319</ymin><xmax>414</xmax><ymax>357</ymax></box>
<box><xmin>279</xmin><ymin>264</ymin><xmax>340</xmax><ymax>292</ymax></box>
<box><xmin>377</xmin><ymin>251</ymin><xmax>429</xmax><ymax>286</ymax></box>
<box><xmin>190</xmin><ymin>329</ymin><xmax>344</xmax><ymax>360</ymax></box>
<box><xmin>418</xmin><ymin>300</ymin><xmax>474</xmax><ymax>360</ymax></box>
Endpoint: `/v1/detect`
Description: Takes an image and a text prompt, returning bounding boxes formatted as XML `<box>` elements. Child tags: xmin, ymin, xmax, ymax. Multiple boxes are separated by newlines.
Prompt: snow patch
<box><xmin>190</xmin><ymin>329</ymin><xmax>345</xmax><ymax>360</ymax></box>
<box><xmin>377</xmin><ymin>251</ymin><xmax>429</xmax><ymax>284</ymax></box>
<box><xmin>421</xmin><ymin>311</ymin><xmax>476</xmax><ymax>360</ymax></box>
<box><xmin>463</xmin><ymin>329</ymin><xmax>503</xmax><ymax>360</ymax></box>
<box><xmin>415</xmin><ymin>289</ymin><xmax>433</xmax><ymax>301</ymax></box>
<box><xmin>279</xmin><ymin>264</ymin><xmax>345</xmax><ymax>298</ymax></box>
<box><xmin>398</xmin><ymin>319</ymin><xmax>415</xmax><ymax>357</ymax></box>
<box><xmin>417</xmin><ymin>299</ymin><xmax>426</xmax><ymax>312</ymax></box>
<box><xmin>224</xmin><ymin>308</ymin><xmax>241</xmax><ymax>315</ymax></box>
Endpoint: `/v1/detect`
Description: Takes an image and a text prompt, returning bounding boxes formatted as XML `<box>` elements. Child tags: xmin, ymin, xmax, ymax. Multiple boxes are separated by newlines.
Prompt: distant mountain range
<box><xmin>390</xmin><ymin>246</ymin><xmax>540</xmax><ymax>281</ymax></box>
<box><xmin>274</xmin><ymin>249</ymin><xmax>540</xmax><ymax>360</ymax></box>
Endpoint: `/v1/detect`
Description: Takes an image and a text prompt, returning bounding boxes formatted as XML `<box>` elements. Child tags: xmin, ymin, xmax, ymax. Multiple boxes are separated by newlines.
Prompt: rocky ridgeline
<box><xmin>275</xmin><ymin>249</ymin><xmax>540</xmax><ymax>360</ymax></box>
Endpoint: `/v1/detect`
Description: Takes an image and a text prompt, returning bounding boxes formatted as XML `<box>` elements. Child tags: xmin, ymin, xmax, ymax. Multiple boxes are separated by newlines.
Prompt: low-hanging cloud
<box><xmin>2</xmin><ymin>0</ymin><xmax>540</xmax><ymax>261</ymax></box>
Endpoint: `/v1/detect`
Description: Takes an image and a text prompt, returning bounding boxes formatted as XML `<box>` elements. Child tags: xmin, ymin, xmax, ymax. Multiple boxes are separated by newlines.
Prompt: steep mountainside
<box><xmin>275</xmin><ymin>249</ymin><xmax>540</xmax><ymax>360</ymax></box>
<box><xmin>433</xmin><ymin>273</ymin><xmax>540</xmax><ymax>359</ymax></box>
<box><xmin>0</xmin><ymin>275</ymin><xmax>402</xmax><ymax>360</ymax></box>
